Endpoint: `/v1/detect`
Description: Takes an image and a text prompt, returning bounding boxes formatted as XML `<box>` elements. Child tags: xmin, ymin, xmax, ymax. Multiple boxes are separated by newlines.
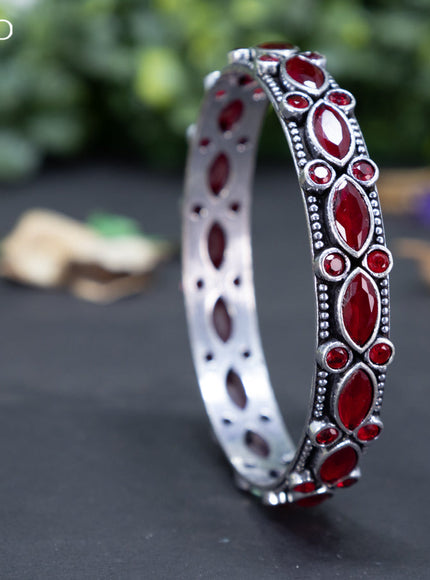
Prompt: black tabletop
<box><xmin>0</xmin><ymin>162</ymin><xmax>427</xmax><ymax>579</ymax></box>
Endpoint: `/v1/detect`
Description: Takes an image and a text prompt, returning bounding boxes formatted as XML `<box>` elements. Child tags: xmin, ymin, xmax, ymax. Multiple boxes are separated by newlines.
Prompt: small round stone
<box><xmin>293</xmin><ymin>482</ymin><xmax>316</xmax><ymax>494</ymax></box>
<box><xmin>323</xmin><ymin>252</ymin><xmax>346</xmax><ymax>277</ymax></box>
<box><xmin>369</xmin><ymin>342</ymin><xmax>392</xmax><ymax>365</ymax></box>
<box><xmin>328</xmin><ymin>91</ymin><xmax>351</xmax><ymax>107</ymax></box>
<box><xmin>304</xmin><ymin>51</ymin><xmax>324</xmax><ymax>61</ymax></box>
<box><xmin>326</xmin><ymin>347</ymin><xmax>349</xmax><ymax>370</ymax></box>
<box><xmin>357</xmin><ymin>423</ymin><xmax>381</xmax><ymax>441</ymax></box>
<box><xmin>309</xmin><ymin>162</ymin><xmax>332</xmax><ymax>185</ymax></box>
<box><xmin>286</xmin><ymin>94</ymin><xmax>309</xmax><ymax>109</ymax></box>
<box><xmin>316</xmin><ymin>427</ymin><xmax>339</xmax><ymax>446</ymax></box>
<box><xmin>367</xmin><ymin>249</ymin><xmax>390</xmax><ymax>274</ymax></box>
<box><xmin>352</xmin><ymin>160</ymin><xmax>376</xmax><ymax>182</ymax></box>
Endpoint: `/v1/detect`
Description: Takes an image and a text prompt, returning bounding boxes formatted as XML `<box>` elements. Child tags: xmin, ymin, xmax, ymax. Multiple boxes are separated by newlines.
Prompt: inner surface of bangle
<box><xmin>183</xmin><ymin>67</ymin><xmax>297</xmax><ymax>489</ymax></box>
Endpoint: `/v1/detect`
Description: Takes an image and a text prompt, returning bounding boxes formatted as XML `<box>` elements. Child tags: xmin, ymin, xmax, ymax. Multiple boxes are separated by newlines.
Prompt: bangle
<box><xmin>182</xmin><ymin>42</ymin><xmax>394</xmax><ymax>507</ymax></box>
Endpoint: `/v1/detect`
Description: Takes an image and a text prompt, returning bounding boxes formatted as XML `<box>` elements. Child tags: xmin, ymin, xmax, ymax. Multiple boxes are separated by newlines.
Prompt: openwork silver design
<box><xmin>182</xmin><ymin>44</ymin><xmax>393</xmax><ymax>506</ymax></box>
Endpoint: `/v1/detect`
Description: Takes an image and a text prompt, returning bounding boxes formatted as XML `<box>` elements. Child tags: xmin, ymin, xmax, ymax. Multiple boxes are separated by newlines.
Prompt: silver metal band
<box><xmin>182</xmin><ymin>44</ymin><xmax>393</xmax><ymax>506</ymax></box>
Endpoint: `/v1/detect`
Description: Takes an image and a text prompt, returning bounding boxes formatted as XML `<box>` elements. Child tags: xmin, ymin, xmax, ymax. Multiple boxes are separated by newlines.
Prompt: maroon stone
<box><xmin>323</xmin><ymin>252</ymin><xmax>346</xmax><ymax>276</ymax></box>
<box><xmin>258</xmin><ymin>41</ymin><xmax>294</xmax><ymax>50</ymax></box>
<box><xmin>342</xmin><ymin>271</ymin><xmax>379</xmax><ymax>347</ymax></box>
<box><xmin>337</xmin><ymin>477</ymin><xmax>358</xmax><ymax>488</ymax></box>
<box><xmin>258</xmin><ymin>54</ymin><xmax>279</xmax><ymax>62</ymax></box>
<box><xmin>326</xmin><ymin>347</ymin><xmax>349</xmax><ymax>370</ymax></box>
<box><xmin>369</xmin><ymin>343</ymin><xmax>392</xmax><ymax>365</ymax></box>
<box><xmin>286</xmin><ymin>94</ymin><xmax>309</xmax><ymax>109</ymax></box>
<box><xmin>328</xmin><ymin>91</ymin><xmax>351</xmax><ymax>107</ymax></box>
<box><xmin>367</xmin><ymin>249</ymin><xmax>390</xmax><ymax>273</ymax></box>
<box><xmin>295</xmin><ymin>493</ymin><xmax>331</xmax><ymax>507</ymax></box>
<box><xmin>312</xmin><ymin>103</ymin><xmax>352</xmax><ymax>160</ymax></box>
<box><xmin>332</xmin><ymin>178</ymin><xmax>370</xmax><ymax>252</ymax></box>
<box><xmin>285</xmin><ymin>56</ymin><xmax>325</xmax><ymax>91</ymax></box>
<box><xmin>309</xmin><ymin>162</ymin><xmax>332</xmax><ymax>184</ymax></box>
<box><xmin>319</xmin><ymin>446</ymin><xmax>358</xmax><ymax>485</ymax></box>
<box><xmin>316</xmin><ymin>427</ymin><xmax>339</xmax><ymax>445</ymax></box>
<box><xmin>352</xmin><ymin>160</ymin><xmax>375</xmax><ymax>182</ymax></box>
<box><xmin>357</xmin><ymin>423</ymin><xmax>381</xmax><ymax>441</ymax></box>
<box><xmin>226</xmin><ymin>369</ymin><xmax>247</xmax><ymax>409</ymax></box>
<box><xmin>244</xmin><ymin>430</ymin><xmax>270</xmax><ymax>458</ymax></box>
<box><xmin>208</xmin><ymin>152</ymin><xmax>229</xmax><ymax>195</ymax></box>
<box><xmin>212</xmin><ymin>297</ymin><xmax>232</xmax><ymax>342</ymax></box>
<box><xmin>304</xmin><ymin>51</ymin><xmax>324</xmax><ymax>61</ymax></box>
<box><xmin>338</xmin><ymin>369</ymin><xmax>374</xmax><ymax>430</ymax></box>
<box><xmin>207</xmin><ymin>222</ymin><xmax>226</xmax><ymax>269</ymax></box>
<box><xmin>293</xmin><ymin>482</ymin><xmax>316</xmax><ymax>494</ymax></box>
<box><xmin>218</xmin><ymin>99</ymin><xmax>244</xmax><ymax>132</ymax></box>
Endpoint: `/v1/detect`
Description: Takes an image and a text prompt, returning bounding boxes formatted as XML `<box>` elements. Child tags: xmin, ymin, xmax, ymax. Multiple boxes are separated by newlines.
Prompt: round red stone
<box><xmin>258</xmin><ymin>41</ymin><xmax>294</xmax><ymax>50</ymax></box>
<box><xmin>286</xmin><ymin>94</ymin><xmax>309</xmax><ymax>109</ymax></box>
<box><xmin>337</xmin><ymin>477</ymin><xmax>358</xmax><ymax>488</ymax></box>
<box><xmin>338</xmin><ymin>369</ymin><xmax>374</xmax><ymax>430</ymax></box>
<box><xmin>328</xmin><ymin>91</ymin><xmax>351</xmax><ymax>107</ymax></box>
<box><xmin>342</xmin><ymin>271</ymin><xmax>379</xmax><ymax>347</ymax></box>
<box><xmin>352</xmin><ymin>160</ymin><xmax>376</xmax><ymax>182</ymax></box>
<box><xmin>323</xmin><ymin>252</ymin><xmax>346</xmax><ymax>277</ymax></box>
<box><xmin>259</xmin><ymin>54</ymin><xmax>279</xmax><ymax>62</ymax></box>
<box><xmin>369</xmin><ymin>342</ymin><xmax>392</xmax><ymax>365</ymax></box>
<box><xmin>367</xmin><ymin>249</ymin><xmax>390</xmax><ymax>274</ymax></box>
<box><xmin>208</xmin><ymin>152</ymin><xmax>229</xmax><ymax>195</ymax></box>
<box><xmin>316</xmin><ymin>427</ymin><xmax>339</xmax><ymax>445</ymax></box>
<box><xmin>295</xmin><ymin>493</ymin><xmax>331</xmax><ymax>507</ymax></box>
<box><xmin>333</xmin><ymin>178</ymin><xmax>370</xmax><ymax>252</ymax></box>
<box><xmin>218</xmin><ymin>99</ymin><xmax>244</xmax><ymax>132</ymax></box>
<box><xmin>357</xmin><ymin>423</ymin><xmax>381</xmax><ymax>441</ymax></box>
<box><xmin>319</xmin><ymin>446</ymin><xmax>358</xmax><ymax>485</ymax></box>
<box><xmin>293</xmin><ymin>481</ymin><xmax>316</xmax><ymax>494</ymax></box>
<box><xmin>326</xmin><ymin>347</ymin><xmax>349</xmax><ymax>370</ymax></box>
<box><xmin>312</xmin><ymin>104</ymin><xmax>352</xmax><ymax>161</ymax></box>
<box><xmin>304</xmin><ymin>51</ymin><xmax>324</xmax><ymax>61</ymax></box>
<box><xmin>285</xmin><ymin>56</ymin><xmax>325</xmax><ymax>91</ymax></box>
<box><xmin>309</xmin><ymin>162</ymin><xmax>332</xmax><ymax>184</ymax></box>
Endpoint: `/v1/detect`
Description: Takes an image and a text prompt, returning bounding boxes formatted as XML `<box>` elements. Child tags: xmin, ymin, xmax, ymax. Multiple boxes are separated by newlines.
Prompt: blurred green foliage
<box><xmin>0</xmin><ymin>0</ymin><xmax>429</xmax><ymax>180</ymax></box>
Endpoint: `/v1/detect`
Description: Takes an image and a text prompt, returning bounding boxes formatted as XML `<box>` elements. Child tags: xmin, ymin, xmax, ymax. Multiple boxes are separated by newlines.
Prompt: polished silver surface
<box><xmin>182</xmin><ymin>45</ymin><xmax>393</xmax><ymax>505</ymax></box>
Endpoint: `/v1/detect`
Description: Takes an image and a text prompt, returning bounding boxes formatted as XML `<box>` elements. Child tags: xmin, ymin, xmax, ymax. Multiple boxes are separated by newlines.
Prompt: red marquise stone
<box><xmin>309</xmin><ymin>162</ymin><xmax>332</xmax><ymax>184</ymax></box>
<box><xmin>338</xmin><ymin>368</ymin><xmax>374</xmax><ymax>430</ymax></box>
<box><xmin>319</xmin><ymin>446</ymin><xmax>358</xmax><ymax>485</ymax></box>
<box><xmin>218</xmin><ymin>99</ymin><xmax>244</xmax><ymax>132</ymax></box>
<box><xmin>208</xmin><ymin>152</ymin><xmax>229</xmax><ymax>195</ymax></box>
<box><xmin>316</xmin><ymin>427</ymin><xmax>339</xmax><ymax>445</ymax></box>
<box><xmin>286</xmin><ymin>94</ymin><xmax>309</xmax><ymax>109</ymax></box>
<box><xmin>293</xmin><ymin>482</ymin><xmax>316</xmax><ymax>494</ymax></box>
<box><xmin>352</xmin><ymin>160</ymin><xmax>375</xmax><ymax>182</ymax></box>
<box><xmin>258</xmin><ymin>41</ymin><xmax>294</xmax><ymax>50</ymax></box>
<box><xmin>357</xmin><ymin>423</ymin><xmax>381</xmax><ymax>441</ymax></box>
<box><xmin>342</xmin><ymin>271</ymin><xmax>379</xmax><ymax>347</ymax></box>
<box><xmin>367</xmin><ymin>249</ymin><xmax>390</xmax><ymax>274</ymax></box>
<box><xmin>296</xmin><ymin>493</ymin><xmax>331</xmax><ymax>507</ymax></box>
<box><xmin>326</xmin><ymin>347</ymin><xmax>349</xmax><ymax>370</ymax></box>
<box><xmin>369</xmin><ymin>342</ymin><xmax>392</xmax><ymax>365</ymax></box>
<box><xmin>285</xmin><ymin>56</ymin><xmax>325</xmax><ymax>91</ymax></box>
<box><xmin>213</xmin><ymin>297</ymin><xmax>232</xmax><ymax>343</ymax></box>
<box><xmin>207</xmin><ymin>222</ymin><xmax>226</xmax><ymax>269</ymax></box>
<box><xmin>333</xmin><ymin>179</ymin><xmax>370</xmax><ymax>252</ymax></box>
<box><xmin>312</xmin><ymin>103</ymin><xmax>352</xmax><ymax>160</ymax></box>
<box><xmin>323</xmin><ymin>252</ymin><xmax>346</xmax><ymax>276</ymax></box>
<box><xmin>328</xmin><ymin>91</ymin><xmax>351</xmax><ymax>107</ymax></box>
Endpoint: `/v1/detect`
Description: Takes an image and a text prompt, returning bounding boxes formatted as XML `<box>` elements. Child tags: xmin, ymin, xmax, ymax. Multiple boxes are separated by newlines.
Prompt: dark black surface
<box><xmin>0</xmin><ymin>162</ymin><xmax>428</xmax><ymax>579</ymax></box>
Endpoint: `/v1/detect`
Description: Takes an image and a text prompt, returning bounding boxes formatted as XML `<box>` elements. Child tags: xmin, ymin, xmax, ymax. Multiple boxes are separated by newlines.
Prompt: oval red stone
<box><xmin>332</xmin><ymin>178</ymin><xmax>371</xmax><ymax>252</ymax></box>
<box><xmin>369</xmin><ymin>342</ymin><xmax>392</xmax><ymax>365</ymax></box>
<box><xmin>309</xmin><ymin>162</ymin><xmax>332</xmax><ymax>184</ymax></box>
<box><xmin>342</xmin><ymin>271</ymin><xmax>379</xmax><ymax>347</ymax></box>
<box><xmin>326</xmin><ymin>347</ymin><xmax>349</xmax><ymax>370</ymax></box>
<box><xmin>323</xmin><ymin>252</ymin><xmax>346</xmax><ymax>276</ymax></box>
<box><xmin>312</xmin><ymin>103</ymin><xmax>352</xmax><ymax>161</ymax></box>
<box><xmin>352</xmin><ymin>160</ymin><xmax>375</xmax><ymax>182</ymax></box>
<box><xmin>207</xmin><ymin>223</ymin><xmax>226</xmax><ymax>269</ymax></box>
<box><xmin>293</xmin><ymin>481</ymin><xmax>316</xmax><ymax>494</ymax></box>
<box><xmin>286</xmin><ymin>94</ymin><xmax>309</xmax><ymax>109</ymax></box>
<box><xmin>285</xmin><ymin>56</ymin><xmax>325</xmax><ymax>91</ymax></box>
<box><xmin>367</xmin><ymin>249</ymin><xmax>390</xmax><ymax>273</ymax></box>
<box><xmin>213</xmin><ymin>297</ymin><xmax>232</xmax><ymax>342</ymax></box>
<box><xmin>357</xmin><ymin>423</ymin><xmax>381</xmax><ymax>441</ymax></box>
<box><xmin>295</xmin><ymin>493</ymin><xmax>331</xmax><ymax>507</ymax></box>
<box><xmin>208</xmin><ymin>152</ymin><xmax>229</xmax><ymax>195</ymax></box>
<box><xmin>218</xmin><ymin>99</ymin><xmax>244</xmax><ymax>132</ymax></box>
<box><xmin>319</xmin><ymin>446</ymin><xmax>358</xmax><ymax>485</ymax></box>
<box><xmin>328</xmin><ymin>91</ymin><xmax>351</xmax><ymax>107</ymax></box>
<box><xmin>338</xmin><ymin>368</ymin><xmax>374</xmax><ymax>430</ymax></box>
<box><xmin>337</xmin><ymin>477</ymin><xmax>358</xmax><ymax>488</ymax></box>
<box><xmin>316</xmin><ymin>427</ymin><xmax>339</xmax><ymax>445</ymax></box>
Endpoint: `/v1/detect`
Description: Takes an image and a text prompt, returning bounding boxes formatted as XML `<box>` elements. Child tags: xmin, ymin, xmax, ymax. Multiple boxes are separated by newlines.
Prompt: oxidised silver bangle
<box><xmin>182</xmin><ymin>42</ymin><xmax>394</xmax><ymax>507</ymax></box>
